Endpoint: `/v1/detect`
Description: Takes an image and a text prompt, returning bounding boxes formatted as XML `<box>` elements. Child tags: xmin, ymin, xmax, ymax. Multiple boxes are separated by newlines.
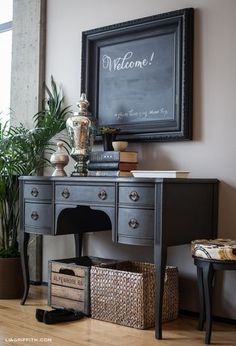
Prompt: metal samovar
<box><xmin>66</xmin><ymin>93</ymin><xmax>96</xmax><ymax>176</ymax></box>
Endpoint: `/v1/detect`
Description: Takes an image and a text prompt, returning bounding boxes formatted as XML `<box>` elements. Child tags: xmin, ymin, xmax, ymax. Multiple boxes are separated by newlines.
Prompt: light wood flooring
<box><xmin>0</xmin><ymin>285</ymin><xmax>235</xmax><ymax>346</ymax></box>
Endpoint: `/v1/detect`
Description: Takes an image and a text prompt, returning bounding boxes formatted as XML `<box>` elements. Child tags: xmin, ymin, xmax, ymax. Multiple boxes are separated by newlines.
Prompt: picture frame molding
<box><xmin>81</xmin><ymin>7</ymin><xmax>194</xmax><ymax>142</ymax></box>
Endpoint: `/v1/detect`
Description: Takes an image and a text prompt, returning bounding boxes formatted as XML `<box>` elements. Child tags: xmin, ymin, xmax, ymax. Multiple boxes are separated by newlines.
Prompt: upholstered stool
<box><xmin>191</xmin><ymin>239</ymin><xmax>236</xmax><ymax>344</ymax></box>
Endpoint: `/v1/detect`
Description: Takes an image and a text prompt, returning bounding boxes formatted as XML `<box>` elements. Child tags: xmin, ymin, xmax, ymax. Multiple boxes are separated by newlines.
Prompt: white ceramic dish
<box><xmin>112</xmin><ymin>141</ymin><xmax>128</xmax><ymax>151</ymax></box>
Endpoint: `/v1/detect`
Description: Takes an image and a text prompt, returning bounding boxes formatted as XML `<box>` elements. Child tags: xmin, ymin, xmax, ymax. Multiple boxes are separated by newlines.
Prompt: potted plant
<box><xmin>99</xmin><ymin>126</ymin><xmax>120</xmax><ymax>151</ymax></box>
<box><xmin>0</xmin><ymin>77</ymin><xmax>71</xmax><ymax>298</ymax></box>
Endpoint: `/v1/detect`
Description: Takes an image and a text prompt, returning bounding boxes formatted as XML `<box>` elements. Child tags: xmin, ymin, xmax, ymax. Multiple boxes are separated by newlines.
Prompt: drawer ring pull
<box><xmin>31</xmin><ymin>211</ymin><xmax>39</xmax><ymax>221</ymax></box>
<box><xmin>62</xmin><ymin>188</ymin><xmax>70</xmax><ymax>199</ymax></box>
<box><xmin>129</xmin><ymin>191</ymin><xmax>139</xmax><ymax>202</ymax></box>
<box><xmin>31</xmin><ymin>187</ymin><xmax>39</xmax><ymax>197</ymax></box>
<box><xmin>98</xmin><ymin>190</ymin><xmax>107</xmax><ymax>200</ymax></box>
<box><xmin>128</xmin><ymin>218</ymin><xmax>139</xmax><ymax>229</ymax></box>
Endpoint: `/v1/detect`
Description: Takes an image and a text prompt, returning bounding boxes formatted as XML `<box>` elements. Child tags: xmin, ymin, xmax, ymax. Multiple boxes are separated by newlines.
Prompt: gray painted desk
<box><xmin>19</xmin><ymin>176</ymin><xmax>219</xmax><ymax>339</ymax></box>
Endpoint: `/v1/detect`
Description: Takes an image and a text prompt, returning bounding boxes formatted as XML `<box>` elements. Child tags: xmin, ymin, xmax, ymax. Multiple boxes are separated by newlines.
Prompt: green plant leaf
<box><xmin>0</xmin><ymin>77</ymin><xmax>71</xmax><ymax>257</ymax></box>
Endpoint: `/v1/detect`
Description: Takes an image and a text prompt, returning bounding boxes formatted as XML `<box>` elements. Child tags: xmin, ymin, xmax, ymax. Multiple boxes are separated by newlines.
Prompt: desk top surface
<box><xmin>19</xmin><ymin>176</ymin><xmax>219</xmax><ymax>184</ymax></box>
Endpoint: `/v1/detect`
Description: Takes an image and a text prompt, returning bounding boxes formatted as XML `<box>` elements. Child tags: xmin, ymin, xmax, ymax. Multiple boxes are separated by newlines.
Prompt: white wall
<box><xmin>43</xmin><ymin>0</ymin><xmax>236</xmax><ymax>318</ymax></box>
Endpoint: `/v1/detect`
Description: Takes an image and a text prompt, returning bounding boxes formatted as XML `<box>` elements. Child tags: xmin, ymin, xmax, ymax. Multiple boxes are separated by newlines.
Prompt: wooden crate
<box><xmin>48</xmin><ymin>256</ymin><xmax>120</xmax><ymax>315</ymax></box>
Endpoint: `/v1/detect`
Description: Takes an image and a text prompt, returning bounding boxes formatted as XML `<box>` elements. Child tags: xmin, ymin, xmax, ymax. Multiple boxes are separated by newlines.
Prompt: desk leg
<box><xmin>20</xmin><ymin>231</ymin><xmax>30</xmax><ymax>305</ymax></box>
<box><xmin>74</xmin><ymin>233</ymin><xmax>83</xmax><ymax>257</ymax></box>
<box><xmin>154</xmin><ymin>244</ymin><xmax>167</xmax><ymax>340</ymax></box>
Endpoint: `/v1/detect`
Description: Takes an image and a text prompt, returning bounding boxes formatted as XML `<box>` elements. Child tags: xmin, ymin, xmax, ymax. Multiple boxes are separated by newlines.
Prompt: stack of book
<box><xmin>88</xmin><ymin>151</ymin><xmax>138</xmax><ymax>176</ymax></box>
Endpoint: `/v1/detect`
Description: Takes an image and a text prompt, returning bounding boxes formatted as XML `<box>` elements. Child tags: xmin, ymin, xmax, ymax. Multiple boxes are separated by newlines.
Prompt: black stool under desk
<box><xmin>191</xmin><ymin>239</ymin><xmax>236</xmax><ymax>344</ymax></box>
<box><xmin>193</xmin><ymin>257</ymin><xmax>236</xmax><ymax>344</ymax></box>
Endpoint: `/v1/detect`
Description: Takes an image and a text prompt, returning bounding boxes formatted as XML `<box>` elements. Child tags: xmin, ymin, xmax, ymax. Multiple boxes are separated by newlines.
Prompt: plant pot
<box><xmin>0</xmin><ymin>257</ymin><xmax>24</xmax><ymax>299</ymax></box>
<box><xmin>102</xmin><ymin>133</ymin><xmax>116</xmax><ymax>151</ymax></box>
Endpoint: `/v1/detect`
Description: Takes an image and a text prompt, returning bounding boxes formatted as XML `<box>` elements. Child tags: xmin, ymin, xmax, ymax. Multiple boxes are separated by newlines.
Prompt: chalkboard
<box><xmin>81</xmin><ymin>8</ymin><xmax>194</xmax><ymax>142</ymax></box>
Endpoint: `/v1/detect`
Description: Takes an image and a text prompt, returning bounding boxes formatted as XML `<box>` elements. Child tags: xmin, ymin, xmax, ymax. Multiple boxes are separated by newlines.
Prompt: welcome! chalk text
<box><xmin>102</xmin><ymin>51</ymin><xmax>155</xmax><ymax>72</ymax></box>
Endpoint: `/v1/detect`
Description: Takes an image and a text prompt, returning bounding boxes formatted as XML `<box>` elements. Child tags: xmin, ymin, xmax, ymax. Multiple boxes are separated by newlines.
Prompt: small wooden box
<box><xmin>48</xmin><ymin>256</ymin><xmax>119</xmax><ymax>315</ymax></box>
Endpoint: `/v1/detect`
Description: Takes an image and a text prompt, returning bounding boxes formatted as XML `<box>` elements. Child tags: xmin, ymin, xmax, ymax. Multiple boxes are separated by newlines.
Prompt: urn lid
<box><xmin>74</xmin><ymin>93</ymin><xmax>91</xmax><ymax>117</ymax></box>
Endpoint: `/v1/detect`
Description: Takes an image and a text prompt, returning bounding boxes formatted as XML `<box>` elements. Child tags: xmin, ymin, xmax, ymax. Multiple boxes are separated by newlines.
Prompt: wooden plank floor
<box><xmin>0</xmin><ymin>285</ymin><xmax>235</xmax><ymax>346</ymax></box>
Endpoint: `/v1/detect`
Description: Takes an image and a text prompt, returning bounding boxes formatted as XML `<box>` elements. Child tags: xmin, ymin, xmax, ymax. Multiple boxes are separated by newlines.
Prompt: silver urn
<box><xmin>66</xmin><ymin>93</ymin><xmax>96</xmax><ymax>176</ymax></box>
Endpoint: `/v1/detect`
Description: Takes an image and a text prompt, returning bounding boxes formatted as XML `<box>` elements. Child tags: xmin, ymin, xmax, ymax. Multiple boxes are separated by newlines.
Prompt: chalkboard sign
<box><xmin>81</xmin><ymin>8</ymin><xmax>194</xmax><ymax>142</ymax></box>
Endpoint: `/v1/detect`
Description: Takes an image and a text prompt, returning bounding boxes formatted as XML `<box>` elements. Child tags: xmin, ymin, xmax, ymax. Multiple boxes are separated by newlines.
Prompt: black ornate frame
<box><xmin>81</xmin><ymin>8</ymin><xmax>194</xmax><ymax>142</ymax></box>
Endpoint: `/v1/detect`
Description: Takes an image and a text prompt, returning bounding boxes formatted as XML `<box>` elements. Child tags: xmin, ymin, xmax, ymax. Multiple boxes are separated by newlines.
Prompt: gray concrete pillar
<box><xmin>10</xmin><ymin>0</ymin><xmax>47</xmax><ymax>282</ymax></box>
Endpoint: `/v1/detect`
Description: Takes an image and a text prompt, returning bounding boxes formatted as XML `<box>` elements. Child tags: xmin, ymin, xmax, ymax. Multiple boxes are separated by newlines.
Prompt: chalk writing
<box><xmin>114</xmin><ymin>108</ymin><xmax>169</xmax><ymax>120</ymax></box>
<box><xmin>102</xmin><ymin>51</ymin><xmax>155</xmax><ymax>72</ymax></box>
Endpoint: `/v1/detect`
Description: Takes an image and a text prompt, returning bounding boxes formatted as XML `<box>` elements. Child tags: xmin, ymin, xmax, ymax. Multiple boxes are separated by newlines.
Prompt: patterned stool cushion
<box><xmin>191</xmin><ymin>239</ymin><xmax>236</xmax><ymax>260</ymax></box>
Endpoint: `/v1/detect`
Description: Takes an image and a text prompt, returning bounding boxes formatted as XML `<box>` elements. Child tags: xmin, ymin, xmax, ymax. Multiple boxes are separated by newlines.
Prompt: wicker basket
<box><xmin>90</xmin><ymin>261</ymin><xmax>178</xmax><ymax>329</ymax></box>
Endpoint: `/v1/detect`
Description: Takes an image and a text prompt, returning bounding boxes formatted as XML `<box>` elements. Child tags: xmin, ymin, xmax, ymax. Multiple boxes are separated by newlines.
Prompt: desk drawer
<box><xmin>117</xmin><ymin>208</ymin><xmax>154</xmax><ymax>245</ymax></box>
<box><xmin>24</xmin><ymin>183</ymin><xmax>52</xmax><ymax>201</ymax></box>
<box><xmin>24</xmin><ymin>202</ymin><xmax>52</xmax><ymax>233</ymax></box>
<box><xmin>55</xmin><ymin>184</ymin><xmax>115</xmax><ymax>205</ymax></box>
<box><xmin>119</xmin><ymin>186</ymin><xmax>154</xmax><ymax>206</ymax></box>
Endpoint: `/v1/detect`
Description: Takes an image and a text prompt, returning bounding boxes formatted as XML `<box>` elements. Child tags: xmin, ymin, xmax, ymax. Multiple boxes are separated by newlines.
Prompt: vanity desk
<box><xmin>19</xmin><ymin>176</ymin><xmax>218</xmax><ymax>340</ymax></box>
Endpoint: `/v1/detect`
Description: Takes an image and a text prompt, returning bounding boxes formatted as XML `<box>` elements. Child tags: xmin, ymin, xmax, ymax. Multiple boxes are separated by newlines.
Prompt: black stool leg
<box><xmin>202</xmin><ymin>262</ymin><xmax>214</xmax><ymax>344</ymax></box>
<box><xmin>197</xmin><ymin>266</ymin><xmax>205</xmax><ymax>330</ymax></box>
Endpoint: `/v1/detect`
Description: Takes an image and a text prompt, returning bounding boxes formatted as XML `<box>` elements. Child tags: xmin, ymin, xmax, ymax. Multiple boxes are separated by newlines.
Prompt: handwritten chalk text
<box><xmin>102</xmin><ymin>51</ymin><xmax>155</xmax><ymax>72</ymax></box>
<box><xmin>114</xmin><ymin>108</ymin><xmax>168</xmax><ymax>119</ymax></box>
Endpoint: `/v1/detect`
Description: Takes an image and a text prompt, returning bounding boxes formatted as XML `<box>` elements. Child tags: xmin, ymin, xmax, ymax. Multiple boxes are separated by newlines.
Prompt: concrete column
<box><xmin>10</xmin><ymin>0</ymin><xmax>47</xmax><ymax>282</ymax></box>
<box><xmin>10</xmin><ymin>0</ymin><xmax>46</xmax><ymax>127</ymax></box>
